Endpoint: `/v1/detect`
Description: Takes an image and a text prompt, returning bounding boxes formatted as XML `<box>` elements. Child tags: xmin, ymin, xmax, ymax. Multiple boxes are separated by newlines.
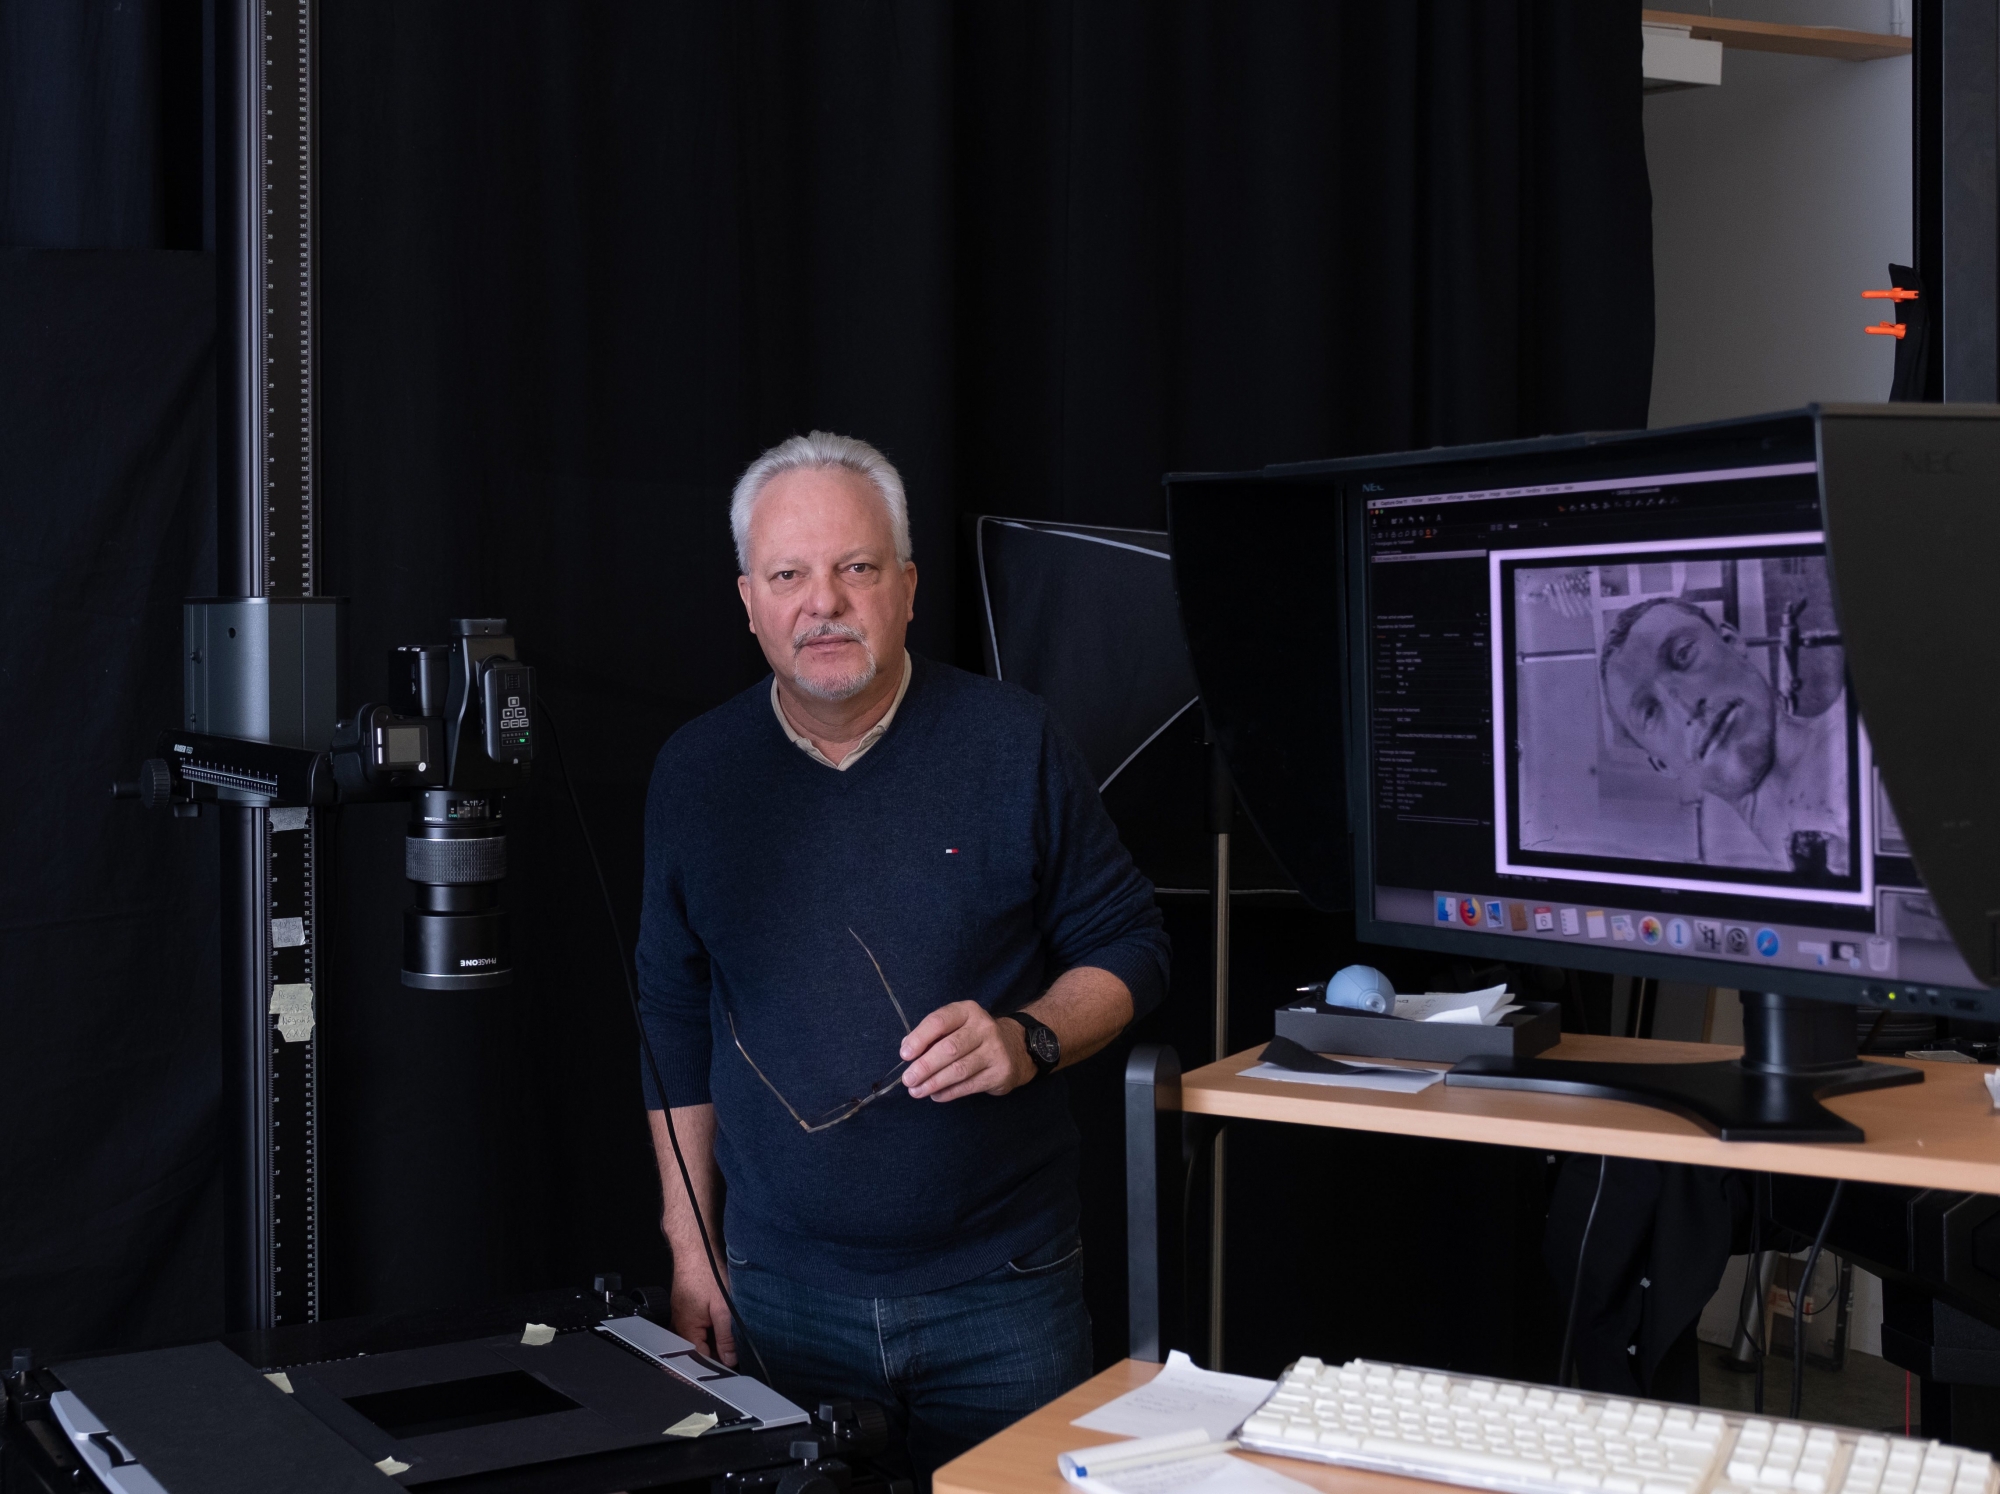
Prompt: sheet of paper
<box><xmin>520</xmin><ymin>1323</ymin><xmax>556</xmax><ymax>1346</ymax></box>
<box><xmin>1394</xmin><ymin>984</ymin><xmax>1513</xmax><ymax>1024</ymax></box>
<box><xmin>1072</xmin><ymin>1452</ymin><xmax>1320</xmax><ymax>1494</ymax></box>
<box><xmin>665</xmin><ymin>1411</ymin><xmax>718</xmax><ymax>1437</ymax></box>
<box><xmin>1072</xmin><ymin>1352</ymin><xmax>1275</xmax><ymax>1441</ymax></box>
<box><xmin>1985</xmin><ymin>1070</ymin><xmax>2000</xmax><ymax>1110</ymax></box>
<box><xmin>1242</xmin><ymin>1061</ymin><xmax>1443</xmax><ymax>1094</ymax></box>
<box><xmin>1421</xmin><ymin>1004</ymin><xmax>1483</xmax><ymax>1025</ymax></box>
<box><xmin>1424</xmin><ymin>1001</ymin><xmax>1522</xmax><ymax>1027</ymax></box>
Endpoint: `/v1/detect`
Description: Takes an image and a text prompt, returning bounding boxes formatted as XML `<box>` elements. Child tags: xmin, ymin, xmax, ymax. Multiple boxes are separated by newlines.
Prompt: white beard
<box><xmin>790</xmin><ymin>626</ymin><xmax>879</xmax><ymax>701</ymax></box>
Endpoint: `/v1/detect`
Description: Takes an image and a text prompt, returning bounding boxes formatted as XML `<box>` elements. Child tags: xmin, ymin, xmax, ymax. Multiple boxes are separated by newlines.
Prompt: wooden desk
<box><xmin>1184</xmin><ymin>1036</ymin><xmax>2000</xmax><ymax>1193</ymax></box>
<box><xmin>1122</xmin><ymin>1035</ymin><xmax>2000</xmax><ymax>1359</ymax></box>
<box><xmin>935</xmin><ymin>1359</ymin><xmax>1441</xmax><ymax>1494</ymax></box>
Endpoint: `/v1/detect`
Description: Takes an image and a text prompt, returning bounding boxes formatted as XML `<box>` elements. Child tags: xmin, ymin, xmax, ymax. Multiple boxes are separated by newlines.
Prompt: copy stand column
<box><xmin>217</xmin><ymin>0</ymin><xmax>324</xmax><ymax>1332</ymax></box>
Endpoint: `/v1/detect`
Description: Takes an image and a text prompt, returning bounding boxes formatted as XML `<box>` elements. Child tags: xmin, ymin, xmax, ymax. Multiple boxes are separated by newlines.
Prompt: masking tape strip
<box><xmin>270</xmin><ymin>984</ymin><xmax>315</xmax><ymax>1043</ymax></box>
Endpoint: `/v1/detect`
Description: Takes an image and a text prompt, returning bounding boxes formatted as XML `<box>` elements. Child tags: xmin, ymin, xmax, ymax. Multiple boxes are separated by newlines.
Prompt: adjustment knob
<box><xmin>845</xmin><ymin>1400</ymin><xmax>890</xmax><ymax>1457</ymax></box>
<box><xmin>139</xmin><ymin>759</ymin><xmax>173</xmax><ymax>811</ymax></box>
<box><xmin>776</xmin><ymin>1469</ymin><xmax>839</xmax><ymax>1494</ymax></box>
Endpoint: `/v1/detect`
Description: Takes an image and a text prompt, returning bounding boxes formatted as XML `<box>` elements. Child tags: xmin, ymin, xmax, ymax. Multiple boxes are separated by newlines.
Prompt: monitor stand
<box><xmin>1445</xmin><ymin>993</ymin><xmax>1921</xmax><ymax>1142</ymax></box>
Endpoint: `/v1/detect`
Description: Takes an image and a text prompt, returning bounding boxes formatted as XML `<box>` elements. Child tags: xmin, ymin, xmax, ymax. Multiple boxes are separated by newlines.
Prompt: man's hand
<box><xmin>900</xmin><ymin>1001</ymin><xmax>1034</xmax><ymax>1101</ymax></box>
<box><xmin>648</xmin><ymin>1104</ymin><xmax>736</xmax><ymax>1366</ymax></box>
<box><xmin>667</xmin><ymin>1253</ymin><xmax>738</xmax><ymax>1367</ymax></box>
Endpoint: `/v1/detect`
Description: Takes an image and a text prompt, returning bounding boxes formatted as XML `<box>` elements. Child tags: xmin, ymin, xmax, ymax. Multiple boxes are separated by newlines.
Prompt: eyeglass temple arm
<box><xmin>849</xmin><ymin>928</ymin><xmax>912</xmax><ymax>1033</ymax></box>
<box><xmin>724</xmin><ymin>1007</ymin><xmax>816</xmax><ymax>1133</ymax></box>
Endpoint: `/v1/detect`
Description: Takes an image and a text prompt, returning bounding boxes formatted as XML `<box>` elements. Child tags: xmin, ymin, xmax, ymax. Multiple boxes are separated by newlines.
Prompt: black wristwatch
<box><xmin>1002</xmin><ymin>1011</ymin><xmax>1062</xmax><ymax>1078</ymax></box>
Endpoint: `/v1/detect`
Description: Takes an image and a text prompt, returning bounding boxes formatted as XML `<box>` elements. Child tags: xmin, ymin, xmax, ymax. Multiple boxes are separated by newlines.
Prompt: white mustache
<box><xmin>793</xmin><ymin>622</ymin><xmax>867</xmax><ymax>652</ymax></box>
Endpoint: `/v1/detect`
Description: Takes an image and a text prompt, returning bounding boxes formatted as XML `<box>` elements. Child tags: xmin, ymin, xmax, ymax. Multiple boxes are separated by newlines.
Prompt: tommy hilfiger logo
<box><xmin>945</xmin><ymin>848</ymin><xmax>959</xmax><ymax>855</ymax></box>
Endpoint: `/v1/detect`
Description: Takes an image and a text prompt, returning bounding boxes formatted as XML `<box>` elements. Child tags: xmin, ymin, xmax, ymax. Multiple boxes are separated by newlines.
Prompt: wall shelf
<box><xmin>1641</xmin><ymin>10</ymin><xmax>1912</xmax><ymax>62</ymax></box>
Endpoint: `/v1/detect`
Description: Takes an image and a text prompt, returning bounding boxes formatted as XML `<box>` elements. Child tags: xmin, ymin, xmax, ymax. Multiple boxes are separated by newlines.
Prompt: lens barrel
<box><xmin>401</xmin><ymin>789</ymin><xmax>512</xmax><ymax>990</ymax></box>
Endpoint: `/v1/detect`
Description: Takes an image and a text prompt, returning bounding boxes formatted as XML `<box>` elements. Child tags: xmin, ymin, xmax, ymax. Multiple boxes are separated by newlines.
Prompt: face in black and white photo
<box><xmin>1601</xmin><ymin>598</ymin><xmax>1777</xmax><ymax>802</ymax></box>
<box><xmin>1499</xmin><ymin>547</ymin><xmax>1860</xmax><ymax>892</ymax></box>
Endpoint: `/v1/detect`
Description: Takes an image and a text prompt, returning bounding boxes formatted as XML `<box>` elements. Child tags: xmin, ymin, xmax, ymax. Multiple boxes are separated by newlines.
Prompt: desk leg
<box><xmin>1125</xmin><ymin>1044</ymin><xmax>1182</xmax><ymax>1363</ymax></box>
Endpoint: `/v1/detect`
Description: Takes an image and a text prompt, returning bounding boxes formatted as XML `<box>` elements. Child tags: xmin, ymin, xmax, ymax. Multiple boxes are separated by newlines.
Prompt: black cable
<box><xmin>1731</xmin><ymin>1235</ymin><xmax>1762</xmax><ymax>1372</ymax></box>
<box><xmin>536</xmin><ymin>700</ymin><xmax>771</xmax><ymax>1384</ymax></box>
<box><xmin>1753</xmin><ymin>1176</ymin><xmax>1767</xmax><ymax>1414</ymax></box>
<box><xmin>1790</xmin><ymin>1180</ymin><xmax>1845</xmax><ymax>1421</ymax></box>
<box><xmin>1557</xmin><ymin>1154</ymin><xmax>1610</xmax><ymax>1388</ymax></box>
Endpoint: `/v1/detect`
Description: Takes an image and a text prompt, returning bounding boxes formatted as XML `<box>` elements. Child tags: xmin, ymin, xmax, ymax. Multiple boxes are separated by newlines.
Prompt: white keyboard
<box><xmin>1235</xmin><ymin>1358</ymin><xmax>1998</xmax><ymax>1494</ymax></box>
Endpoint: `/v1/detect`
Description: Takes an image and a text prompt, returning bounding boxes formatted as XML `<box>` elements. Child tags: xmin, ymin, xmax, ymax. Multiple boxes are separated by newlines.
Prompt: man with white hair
<box><xmin>637</xmin><ymin>431</ymin><xmax>1170</xmax><ymax>1486</ymax></box>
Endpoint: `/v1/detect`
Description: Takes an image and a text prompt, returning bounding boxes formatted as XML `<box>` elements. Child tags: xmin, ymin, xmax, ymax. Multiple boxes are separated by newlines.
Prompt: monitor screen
<box><xmin>1349</xmin><ymin>424</ymin><xmax>1983</xmax><ymax>1010</ymax></box>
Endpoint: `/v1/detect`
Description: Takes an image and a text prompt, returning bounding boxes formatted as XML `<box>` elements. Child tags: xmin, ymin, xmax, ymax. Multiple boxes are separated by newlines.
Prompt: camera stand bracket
<box><xmin>184</xmin><ymin>597</ymin><xmax>345</xmax><ymax>782</ymax></box>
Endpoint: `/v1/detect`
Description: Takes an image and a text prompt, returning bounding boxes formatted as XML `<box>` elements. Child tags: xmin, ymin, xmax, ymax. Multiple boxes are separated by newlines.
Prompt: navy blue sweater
<box><xmin>637</xmin><ymin>656</ymin><xmax>1169</xmax><ymax>1296</ymax></box>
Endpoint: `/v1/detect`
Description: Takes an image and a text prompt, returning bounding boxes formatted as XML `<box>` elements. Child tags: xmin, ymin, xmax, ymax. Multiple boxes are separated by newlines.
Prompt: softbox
<box><xmin>974</xmin><ymin>516</ymin><xmax>1292</xmax><ymax>893</ymax></box>
<box><xmin>977</xmin><ymin>518</ymin><xmax>1199</xmax><ymax>787</ymax></box>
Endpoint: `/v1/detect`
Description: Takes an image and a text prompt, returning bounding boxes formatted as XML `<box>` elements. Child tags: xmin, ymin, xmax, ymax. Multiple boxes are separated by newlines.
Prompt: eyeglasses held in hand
<box><xmin>727</xmin><ymin>928</ymin><xmax>913</xmax><ymax>1134</ymax></box>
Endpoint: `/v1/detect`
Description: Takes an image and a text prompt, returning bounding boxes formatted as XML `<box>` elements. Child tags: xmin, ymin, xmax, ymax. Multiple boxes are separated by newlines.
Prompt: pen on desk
<box><xmin>1069</xmin><ymin>1439</ymin><xmax>1239</xmax><ymax>1478</ymax></box>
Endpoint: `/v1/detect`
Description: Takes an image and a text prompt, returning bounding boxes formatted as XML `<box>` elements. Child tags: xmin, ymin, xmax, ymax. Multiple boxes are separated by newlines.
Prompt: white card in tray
<box><xmin>1393</xmin><ymin>984</ymin><xmax>1519</xmax><ymax>1025</ymax></box>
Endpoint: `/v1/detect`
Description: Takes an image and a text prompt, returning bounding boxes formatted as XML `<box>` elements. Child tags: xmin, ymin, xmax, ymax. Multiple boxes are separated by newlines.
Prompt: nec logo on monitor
<box><xmin>1900</xmin><ymin>448</ymin><xmax>1962</xmax><ymax>474</ymax></box>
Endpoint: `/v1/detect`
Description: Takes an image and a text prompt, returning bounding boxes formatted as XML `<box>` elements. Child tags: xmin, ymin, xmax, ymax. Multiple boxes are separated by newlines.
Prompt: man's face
<box><xmin>737</xmin><ymin>467</ymin><xmax>916</xmax><ymax>702</ymax></box>
<box><xmin>1605</xmin><ymin>604</ymin><xmax>1776</xmax><ymax>800</ymax></box>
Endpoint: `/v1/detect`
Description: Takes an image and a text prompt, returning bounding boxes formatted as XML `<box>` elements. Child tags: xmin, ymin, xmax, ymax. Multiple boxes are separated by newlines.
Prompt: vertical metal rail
<box><xmin>1914</xmin><ymin>0</ymin><xmax>1945</xmax><ymax>400</ymax></box>
<box><xmin>1207</xmin><ymin>747</ymin><xmax>1233</xmax><ymax>1369</ymax></box>
<box><xmin>1938</xmin><ymin>0</ymin><xmax>1998</xmax><ymax>401</ymax></box>
<box><xmin>218</xmin><ymin>0</ymin><xmax>321</xmax><ymax>1332</ymax></box>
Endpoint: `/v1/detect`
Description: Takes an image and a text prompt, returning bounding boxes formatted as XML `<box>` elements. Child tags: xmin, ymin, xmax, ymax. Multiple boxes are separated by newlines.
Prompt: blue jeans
<box><xmin>725</xmin><ymin>1228</ymin><xmax>1093</xmax><ymax>1491</ymax></box>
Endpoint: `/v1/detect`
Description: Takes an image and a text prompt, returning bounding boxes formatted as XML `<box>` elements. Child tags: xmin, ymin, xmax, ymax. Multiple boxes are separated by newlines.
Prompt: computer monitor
<box><xmin>1322</xmin><ymin>409</ymin><xmax>1996</xmax><ymax>1139</ymax></box>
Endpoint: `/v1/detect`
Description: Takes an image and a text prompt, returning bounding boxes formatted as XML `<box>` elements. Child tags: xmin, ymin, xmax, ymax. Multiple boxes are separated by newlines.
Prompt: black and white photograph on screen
<box><xmin>1490</xmin><ymin>536</ymin><xmax>1871</xmax><ymax>904</ymax></box>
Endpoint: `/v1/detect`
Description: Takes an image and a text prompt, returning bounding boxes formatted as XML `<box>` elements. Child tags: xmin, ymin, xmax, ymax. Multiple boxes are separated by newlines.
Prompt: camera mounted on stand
<box><xmin>342</xmin><ymin>620</ymin><xmax>536</xmax><ymax>989</ymax></box>
<box><xmin>114</xmin><ymin>606</ymin><xmax>535</xmax><ymax>990</ymax></box>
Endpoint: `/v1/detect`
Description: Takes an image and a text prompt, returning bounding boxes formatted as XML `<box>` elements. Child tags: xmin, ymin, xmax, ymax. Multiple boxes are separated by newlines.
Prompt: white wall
<box><xmin>1654</xmin><ymin>16</ymin><xmax>1902</xmax><ymax>1360</ymax></box>
<box><xmin>1646</xmin><ymin>14</ymin><xmax>1912</xmax><ymax>428</ymax></box>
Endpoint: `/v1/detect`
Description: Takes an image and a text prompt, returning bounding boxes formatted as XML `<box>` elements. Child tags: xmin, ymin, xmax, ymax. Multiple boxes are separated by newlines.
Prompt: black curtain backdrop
<box><xmin>0</xmin><ymin>250</ymin><xmax>219</xmax><ymax>1357</ymax></box>
<box><xmin>2</xmin><ymin>1</ymin><xmax>1651</xmax><ymax>1377</ymax></box>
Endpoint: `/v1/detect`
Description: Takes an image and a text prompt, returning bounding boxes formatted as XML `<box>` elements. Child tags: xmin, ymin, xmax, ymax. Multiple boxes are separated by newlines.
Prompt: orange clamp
<box><xmin>1864</xmin><ymin>288</ymin><xmax>1920</xmax><ymax>301</ymax></box>
<box><xmin>1866</xmin><ymin>321</ymin><xmax>1908</xmax><ymax>339</ymax></box>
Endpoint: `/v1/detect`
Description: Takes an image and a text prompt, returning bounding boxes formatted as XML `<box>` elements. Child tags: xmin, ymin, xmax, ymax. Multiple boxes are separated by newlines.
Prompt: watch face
<box><xmin>1027</xmin><ymin>1025</ymin><xmax>1060</xmax><ymax>1067</ymax></box>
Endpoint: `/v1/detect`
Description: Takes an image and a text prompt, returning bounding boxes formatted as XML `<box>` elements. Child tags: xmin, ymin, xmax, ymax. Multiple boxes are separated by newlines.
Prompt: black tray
<box><xmin>1272</xmin><ymin>999</ymin><xmax>1562</xmax><ymax>1063</ymax></box>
